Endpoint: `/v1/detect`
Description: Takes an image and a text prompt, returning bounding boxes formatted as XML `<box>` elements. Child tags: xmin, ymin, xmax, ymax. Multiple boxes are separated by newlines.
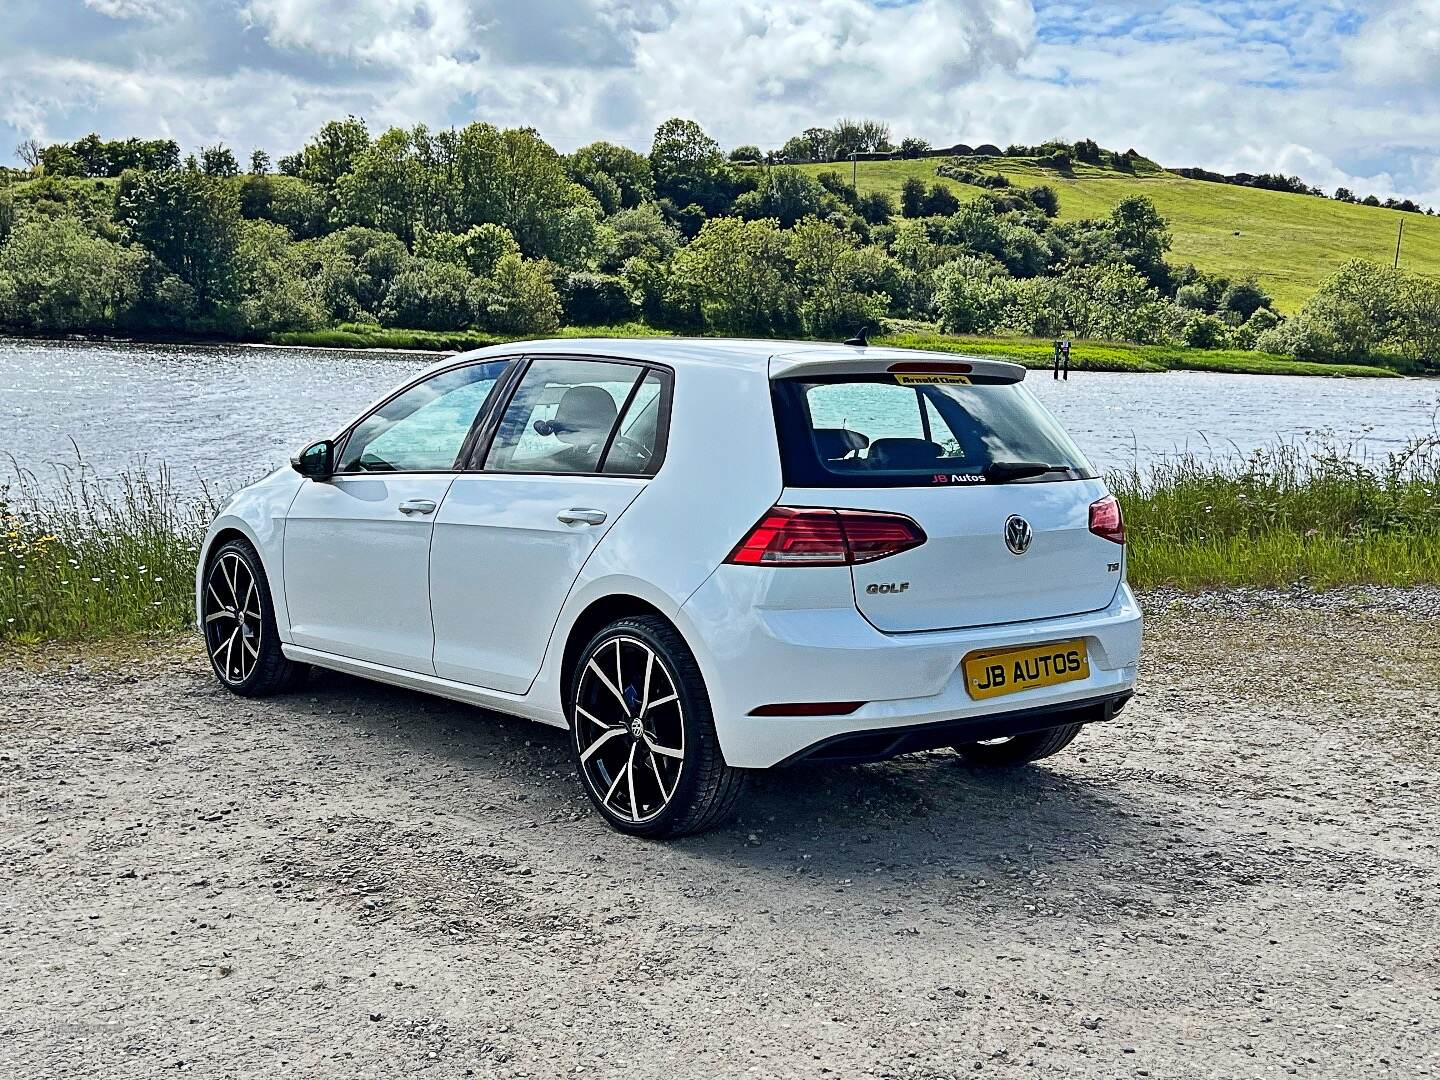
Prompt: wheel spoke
<box><xmin>580</xmin><ymin>727</ymin><xmax>625</xmax><ymax>764</ymax></box>
<box><xmin>586</xmin><ymin>659</ymin><xmax>629</xmax><ymax>714</ymax></box>
<box><xmin>204</xmin><ymin>609</ymin><xmax>230</xmax><ymax>624</ymax></box>
<box><xmin>639</xmin><ymin>648</ymin><xmax>654</xmax><ymax>715</ymax></box>
<box><xmin>612</xmin><ymin>639</ymin><xmax>626</xmax><ymax>705</ymax></box>
<box><xmin>647</xmin><ymin>750</ymin><xmax>673</xmax><ymax>802</ymax></box>
<box><xmin>576</xmin><ymin>705</ymin><xmax>616</xmax><ymax>731</ymax></box>
<box><xmin>602</xmin><ymin>747</ymin><xmax>631</xmax><ymax>806</ymax></box>
<box><xmin>206</xmin><ymin>582</ymin><xmax>227</xmax><ymax>610</ymax></box>
<box><xmin>625</xmin><ymin>748</ymin><xmax>640</xmax><ymax>821</ymax></box>
<box><xmin>644</xmin><ymin>735</ymin><xmax>683</xmax><ymax>760</ymax></box>
<box><xmin>241</xmin><ymin>633</ymin><xmax>259</xmax><ymax>660</ymax></box>
<box><xmin>645</xmin><ymin>692</ymin><xmax>678</xmax><ymax>713</ymax></box>
<box><xmin>242</xmin><ymin>577</ymin><xmax>258</xmax><ymax>618</ymax></box>
<box><xmin>223</xmin><ymin>556</ymin><xmax>239</xmax><ymax>608</ymax></box>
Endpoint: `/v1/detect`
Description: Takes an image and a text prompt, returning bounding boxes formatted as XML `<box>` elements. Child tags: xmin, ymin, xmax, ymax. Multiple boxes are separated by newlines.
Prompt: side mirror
<box><xmin>291</xmin><ymin>439</ymin><xmax>334</xmax><ymax>480</ymax></box>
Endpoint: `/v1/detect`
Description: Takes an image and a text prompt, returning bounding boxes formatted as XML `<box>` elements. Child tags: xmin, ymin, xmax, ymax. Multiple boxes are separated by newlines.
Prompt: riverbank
<box><xmin>8</xmin><ymin>325</ymin><xmax>1407</xmax><ymax>378</ymax></box>
<box><xmin>3</xmin><ymin>598</ymin><xmax>1436</xmax><ymax>1078</ymax></box>
<box><xmin>4</xmin><ymin>437</ymin><xmax>1438</xmax><ymax>645</ymax></box>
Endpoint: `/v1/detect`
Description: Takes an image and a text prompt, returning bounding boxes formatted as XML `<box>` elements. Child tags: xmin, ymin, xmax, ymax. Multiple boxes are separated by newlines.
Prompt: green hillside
<box><xmin>798</xmin><ymin>158</ymin><xmax>1440</xmax><ymax>313</ymax></box>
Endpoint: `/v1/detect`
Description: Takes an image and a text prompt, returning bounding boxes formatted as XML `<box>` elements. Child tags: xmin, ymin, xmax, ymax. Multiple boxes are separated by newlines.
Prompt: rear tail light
<box><xmin>726</xmin><ymin>506</ymin><xmax>926</xmax><ymax>567</ymax></box>
<box><xmin>1089</xmin><ymin>495</ymin><xmax>1126</xmax><ymax>545</ymax></box>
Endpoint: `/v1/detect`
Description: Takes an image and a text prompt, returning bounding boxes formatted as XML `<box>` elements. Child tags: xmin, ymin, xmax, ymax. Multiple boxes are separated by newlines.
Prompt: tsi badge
<box><xmin>1004</xmin><ymin>515</ymin><xmax>1033</xmax><ymax>555</ymax></box>
<box><xmin>866</xmin><ymin>581</ymin><xmax>909</xmax><ymax>595</ymax></box>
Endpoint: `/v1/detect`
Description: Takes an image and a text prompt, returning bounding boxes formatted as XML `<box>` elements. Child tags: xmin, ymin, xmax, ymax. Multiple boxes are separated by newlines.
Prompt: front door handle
<box><xmin>398</xmin><ymin>499</ymin><xmax>437</xmax><ymax>516</ymax></box>
<box><xmin>557</xmin><ymin>508</ymin><xmax>607</xmax><ymax>526</ymax></box>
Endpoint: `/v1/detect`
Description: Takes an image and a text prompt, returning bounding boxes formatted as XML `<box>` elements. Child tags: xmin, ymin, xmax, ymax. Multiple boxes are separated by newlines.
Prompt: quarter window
<box><xmin>484</xmin><ymin>358</ymin><xmax>666</xmax><ymax>476</ymax></box>
<box><xmin>337</xmin><ymin>361</ymin><xmax>508</xmax><ymax>473</ymax></box>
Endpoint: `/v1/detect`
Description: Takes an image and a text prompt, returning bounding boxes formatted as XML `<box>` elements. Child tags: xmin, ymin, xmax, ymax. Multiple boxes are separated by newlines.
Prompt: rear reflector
<box><xmin>749</xmin><ymin>701</ymin><xmax>866</xmax><ymax>717</ymax></box>
<box><xmin>887</xmin><ymin>361</ymin><xmax>973</xmax><ymax>374</ymax></box>
<box><xmin>1089</xmin><ymin>495</ymin><xmax>1126</xmax><ymax>545</ymax></box>
<box><xmin>726</xmin><ymin>506</ymin><xmax>926</xmax><ymax>567</ymax></box>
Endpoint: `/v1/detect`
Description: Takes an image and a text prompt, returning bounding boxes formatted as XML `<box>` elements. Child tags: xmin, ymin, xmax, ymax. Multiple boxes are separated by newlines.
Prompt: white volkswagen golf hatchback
<box><xmin>197</xmin><ymin>338</ymin><xmax>1141</xmax><ymax>836</ymax></box>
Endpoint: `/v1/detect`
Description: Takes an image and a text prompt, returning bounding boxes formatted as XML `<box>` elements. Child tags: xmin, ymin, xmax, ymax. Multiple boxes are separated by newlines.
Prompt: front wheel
<box><xmin>201</xmin><ymin>538</ymin><xmax>308</xmax><ymax>697</ymax></box>
<box><xmin>953</xmin><ymin>723</ymin><xmax>1083</xmax><ymax>767</ymax></box>
<box><xmin>571</xmin><ymin>616</ymin><xmax>747</xmax><ymax>838</ymax></box>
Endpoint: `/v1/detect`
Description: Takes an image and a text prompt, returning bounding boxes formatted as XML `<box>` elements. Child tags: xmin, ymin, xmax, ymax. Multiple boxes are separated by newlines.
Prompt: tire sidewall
<box><xmin>204</xmin><ymin>539</ymin><xmax>283</xmax><ymax>696</ymax></box>
<box><xmin>570</xmin><ymin>617</ymin><xmax>713</xmax><ymax>838</ymax></box>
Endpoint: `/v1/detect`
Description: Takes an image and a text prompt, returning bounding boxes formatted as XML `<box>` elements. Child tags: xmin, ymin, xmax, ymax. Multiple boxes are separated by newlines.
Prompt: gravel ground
<box><xmin>2</xmin><ymin>595</ymin><xmax>1438</xmax><ymax>1079</ymax></box>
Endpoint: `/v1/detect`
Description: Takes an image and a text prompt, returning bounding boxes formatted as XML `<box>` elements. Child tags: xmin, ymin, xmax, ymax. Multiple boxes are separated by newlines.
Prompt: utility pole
<box><xmin>1394</xmin><ymin>218</ymin><xmax>1405</xmax><ymax>270</ymax></box>
<box><xmin>851</xmin><ymin>152</ymin><xmax>857</xmax><ymax>191</ymax></box>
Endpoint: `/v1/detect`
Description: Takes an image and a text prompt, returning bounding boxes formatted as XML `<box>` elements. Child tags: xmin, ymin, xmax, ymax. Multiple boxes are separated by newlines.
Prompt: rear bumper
<box><xmin>677</xmin><ymin>570</ymin><xmax>1142</xmax><ymax>769</ymax></box>
<box><xmin>777</xmin><ymin>690</ymin><xmax>1132</xmax><ymax>766</ymax></box>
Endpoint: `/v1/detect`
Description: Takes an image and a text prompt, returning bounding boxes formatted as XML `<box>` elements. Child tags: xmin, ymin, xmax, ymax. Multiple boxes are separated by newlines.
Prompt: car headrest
<box><xmin>867</xmin><ymin>438</ymin><xmax>942</xmax><ymax>469</ymax></box>
<box><xmin>547</xmin><ymin>385</ymin><xmax>617</xmax><ymax>446</ymax></box>
<box><xmin>813</xmin><ymin>427</ymin><xmax>870</xmax><ymax>461</ymax></box>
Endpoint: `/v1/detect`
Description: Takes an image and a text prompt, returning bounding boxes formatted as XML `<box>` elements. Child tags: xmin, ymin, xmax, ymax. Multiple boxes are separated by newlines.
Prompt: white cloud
<box><xmin>3</xmin><ymin>0</ymin><xmax>1439</xmax><ymax>206</ymax></box>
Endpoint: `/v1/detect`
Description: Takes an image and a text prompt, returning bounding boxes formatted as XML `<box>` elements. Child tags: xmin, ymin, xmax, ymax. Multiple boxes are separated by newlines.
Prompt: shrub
<box><xmin>560</xmin><ymin>272</ymin><xmax>635</xmax><ymax>325</ymax></box>
<box><xmin>0</xmin><ymin>217</ymin><xmax>147</xmax><ymax>333</ymax></box>
<box><xmin>1219</xmin><ymin>278</ymin><xmax>1271</xmax><ymax>321</ymax></box>
<box><xmin>1182</xmin><ymin>313</ymin><xmax>1228</xmax><ymax>349</ymax></box>
<box><xmin>934</xmin><ymin>256</ymin><xmax>1011</xmax><ymax>334</ymax></box>
<box><xmin>900</xmin><ymin>177</ymin><xmax>927</xmax><ymax>218</ymax></box>
<box><xmin>472</xmin><ymin>254</ymin><xmax>560</xmax><ymax>335</ymax></box>
<box><xmin>922</xmin><ymin>182</ymin><xmax>961</xmax><ymax>217</ymax></box>
<box><xmin>668</xmin><ymin>216</ymin><xmax>797</xmax><ymax>335</ymax></box>
<box><xmin>379</xmin><ymin>258</ymin><xmax>474</xmax><ymax>330</ymax></box>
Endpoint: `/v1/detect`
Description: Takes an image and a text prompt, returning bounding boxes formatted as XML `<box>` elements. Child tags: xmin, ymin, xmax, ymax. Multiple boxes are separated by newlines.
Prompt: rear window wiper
<box><xmin>984</xmin><ymin>461</ymin><xmax>1073</xmax><ymax>482</ymax></box>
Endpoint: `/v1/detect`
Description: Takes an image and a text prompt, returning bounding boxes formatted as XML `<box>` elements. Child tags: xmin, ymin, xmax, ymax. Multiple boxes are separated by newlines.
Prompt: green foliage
<box><xmin>1284</xmin><ymin>260</ymin><xmax>1440</xmax><ymax>369</ymax></box>
<box><xmin>650</xmin><ymin>118</ymin><xmax>734</xmax><ymax>215</ymax></box>
<box><xmin>0</xmin><ymin>187</ymin><xmax>12</xmax><ymax>245</ymax></box>
<box><xmin>733</xmin><ymin>167</ymin><xmax>826</xmax><ymax>228</ymax></box>
<box><xmin>786</xmin><ymin>217</ymin><xmax>891</xmax><ymax>337</ymax></box>
<box><xmin>116</xmin><ymin>169</ymin><xmax>242</xmax><ymax>315</ymax></box>
<box><xmin>1182</xmin><ymin>312</ymin><xmax>1228</xmax><ymax>349</ymax></box>
<box><xmin>472</xmin><ymin>254</ymin><xmax>561</xmax><ymax>335</ymax></box>
<box><xmin>237</xmin><ymin>174</ymin><xmax>326</xmax><ymax>239</ymax></box>
<box><xmin>669</xmin><ymin>217</ymin><xmax>796</xmax><ymax>335</ymax></box>
<box><xmin>0</xmin><ymin>217</ymin><xmax>147</xmax><ymax>332</ymax></box>
<box><xmin>39</xmin><ymin>134</ymin><xmax>179</xmax><ymax>178</ymax></box>
<box><xmin>200</xmin><ymin>145</ymin><xmax>239</xmax><ymax>178</ymax></box>
<box><xmin>568</xmin><ymin>141</ymin><xmax>654</xmax><ymax>210</ymax></box>
<box><xmin>300</xmin><ymin>226</ymin><xmax>409</xmax><ymax>322</ymax></box>
<box><xmin>414</xmin><ymin>222</ymin><xmax>519</xmax><ymax>278</ymax></box>
<box><xmin>379</xmin><ymin>258</ymin><xmax>474</xmax><ymax>331</ymax></box>
<box><xmin>227</xmin><ymin>220</ymin><xmax>323</xmax><ymax>334</ymax></box>
<box><xmin>604</xmin><ymin>203</ymin><xmax>681</xmax><ymax>269</ymax></box>
<box><xmin>900</xmin><ymin>177</ymin><xmax>926</xmax><ymax>218</ymax></box>
<box><xmin>559</xmin><ymin>272</ymin><xmax>635</xmax><ymax>325</ymax></box>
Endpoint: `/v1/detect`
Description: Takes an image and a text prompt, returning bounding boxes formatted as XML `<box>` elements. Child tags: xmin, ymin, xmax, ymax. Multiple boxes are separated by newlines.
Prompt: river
<box><xmin>2</xmin><ymin>337</ymin><xmax>1436</xmax><ymax>495</ymax></box>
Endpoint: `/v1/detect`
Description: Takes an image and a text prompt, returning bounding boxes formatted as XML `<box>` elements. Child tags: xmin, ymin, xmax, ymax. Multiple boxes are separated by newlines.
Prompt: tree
<box><xmin>227</xmin><ymin>219</ymin><xmax>323</xmax><ymax>333</ymax></box>
<box><xmin>898</xmin><ymin>137</ymin><xmax>930</xmax><ymax>159</ymax></box>
<box><xmin>299</xmin><ymin>226</ymin><xmax>409</xmax><ymax>322</ymax></box>
<box><xmin>116</xmin><ymin>169</ymin><xmax>242</xmax><ymax>316</ymax></box>
<box><xmin>786</xmin><ymin>217</ymin><xmax>889</xmax><ymax>337</ymax></box>
<box><xmin>0</xmin><ymin>217</ymin><xmax>148</xmax><ymax>332</ymax></box>
<box><xmin>604</xmin><ymin>203</ymin><xmax>681</xmax><ymax>269</ymax></box>
<box><xmin>900</xmin><ymin>177</ymin><xmax>927</xmax><ymax>218</ymax></box>
<box><xmin>729</xmin><ymin>145</ymin><xmax>762</xmax><ymax>163</ymax></box>
<box><xmin>1218</xmin><ymin>278</ymin><xmax>1271</xmax><ymax>321</ymax></box>
<box><xmin>649</xmin><ymin>118</ymin><xmax>733</xmax><ymax>215</ymax></box>
<box><xmin>249</xmin><ymin>150</ymin><xmax>271</xmax><ymax>175</ymax></box>
<box><xmin>923</xmin><ymin>183</ymin><xmax>960</xmax><ymax>217</ymax></box>
<box><xmin>1108</xmin><ymin>195</ymin><xmax>1171</xmax><ymax>285</ymax></box>
<box><xmin>733</xmin><ymin>167</ymin><xmax>825</xmax><ymax>228</ymax></box>
<box><xmin>15</xmin><ymin>138</ymin><xmax>42</xmax><ymax>170</ymax></box>
<box><xmin>415</xmin><ymin>222</ymin><xmax>520</xmax><ymax>278</ymax></box>
<box><xmin>568</xmin><ymin>141</ymin><xmax>654</xmax><ymax>210</ymax></box>
<box><xmin>201</xmin><ymin>145</ymin><xmax>240</xmax><ymax>178</ymax></box>
<box><xmin>379</xmin><ymin>258</ymin><xmax>474</xmax><ymax>330</ymax></box>
<box><xmin>669</xmin><ymin>217</ymin><xmax>797</xmax><ymax>335</ymax></box>
<box><xmin>472</xmin><ymin>253</ymin><xmax>560</xmax><ymax>334</ymax></box>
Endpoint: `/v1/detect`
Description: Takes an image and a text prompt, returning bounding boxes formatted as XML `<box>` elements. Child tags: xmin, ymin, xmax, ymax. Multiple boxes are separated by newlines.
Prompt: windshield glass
<box><xmin>772</xmin><ymin>373</ymin><xmax>1096</xmax><ymax>488</ymax></box>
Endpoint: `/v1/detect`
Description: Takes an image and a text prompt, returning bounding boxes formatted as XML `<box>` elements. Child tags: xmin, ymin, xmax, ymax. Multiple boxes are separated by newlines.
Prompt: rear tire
<box><xmin>953</xmin><ymin>723</ymin><xmax>1083</xmax><ymax>767</ymax></box>
<box><xmin>570</xmin><ymin>615</ymin><xmax>747</xmax><ymax>838</ymax></box>
<box><xmin>201</xmin><ymin>538</ymin><xmax>309</xmax><ymax>697</ymax></box>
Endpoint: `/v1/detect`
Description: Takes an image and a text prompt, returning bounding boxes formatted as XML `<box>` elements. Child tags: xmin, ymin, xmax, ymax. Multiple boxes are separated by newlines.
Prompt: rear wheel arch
<box><xmin>560</xmin><ymin>594</ymin><xmax>676</xmax><ymax>707</ymax></box>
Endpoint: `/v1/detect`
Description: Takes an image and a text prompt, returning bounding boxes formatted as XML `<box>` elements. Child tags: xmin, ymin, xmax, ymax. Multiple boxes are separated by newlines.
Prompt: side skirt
<box><xmin>281</xmin><ymin>644</ymin><xmax>568</xmax><ymax>729</ymax></box>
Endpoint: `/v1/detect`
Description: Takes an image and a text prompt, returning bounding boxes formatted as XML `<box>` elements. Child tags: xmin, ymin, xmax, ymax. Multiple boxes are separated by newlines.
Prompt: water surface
<box><xmin>2</xmin><ymin>337</ymin><xmax>1435</xmax><ymax>494</ymax></box>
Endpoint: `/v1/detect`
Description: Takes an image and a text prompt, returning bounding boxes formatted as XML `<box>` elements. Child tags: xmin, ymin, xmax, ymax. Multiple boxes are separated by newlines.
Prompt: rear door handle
<box><xmin>557</xmin><ymin>508</ymin><xmax>607</xmax><ymax>526</ymax></box>
<box><xmin>398</xmin><ymin>499</ymin><xmax>437</xmax><ymax>516</ymax></box>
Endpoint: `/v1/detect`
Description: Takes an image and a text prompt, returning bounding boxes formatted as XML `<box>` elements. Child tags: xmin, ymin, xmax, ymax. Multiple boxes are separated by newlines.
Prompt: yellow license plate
<box><xmin>962</xmin><ymin>639</ymin><xmax>1089</xmax><ymax>700</ymax></box>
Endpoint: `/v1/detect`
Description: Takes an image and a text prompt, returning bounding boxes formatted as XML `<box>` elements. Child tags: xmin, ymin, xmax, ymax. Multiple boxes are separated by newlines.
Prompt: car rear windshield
<box><xmin>771</xmin><ymin>373</ymin><xmax>1096</xmax><ymax>488</ymax></box>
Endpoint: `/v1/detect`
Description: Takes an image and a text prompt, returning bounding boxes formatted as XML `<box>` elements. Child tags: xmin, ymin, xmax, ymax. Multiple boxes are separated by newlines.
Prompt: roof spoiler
<box><xmin>769</xmin><ymin>350</ymin><xmax>1026</xmax><ymax>384</ymax></box>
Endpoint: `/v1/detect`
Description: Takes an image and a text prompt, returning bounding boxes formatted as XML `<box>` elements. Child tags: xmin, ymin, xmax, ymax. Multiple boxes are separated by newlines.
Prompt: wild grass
<box><xmin>269</xmin><ymin>321</ymin><xmax>672</xmax><ymax>352</ymax></box>
<box><xmin>0</xmin><ymin>462</ymin><xmax>216</xmax><ymax>644</ymax></box>
<box><xmin>1111</xmin><ymin>434</ymin><xmax>1440</xmax><ymax>588</ymax></box>
<box><xmin>3</xmin><ymin>435</ymin><xmax>1437</xmax><ymax>645</ymax></box>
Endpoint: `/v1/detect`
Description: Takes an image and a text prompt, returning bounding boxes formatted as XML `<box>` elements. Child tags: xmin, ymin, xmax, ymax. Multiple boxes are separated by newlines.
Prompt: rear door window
<box><xmin>773</xmin><ymin>373</ymin><xmax>1095</xmax><ymax>488</ymax></box>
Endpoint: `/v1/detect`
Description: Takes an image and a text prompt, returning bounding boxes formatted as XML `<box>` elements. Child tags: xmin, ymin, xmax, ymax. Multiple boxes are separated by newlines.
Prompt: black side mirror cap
<box><xmin>291</xmin><ymin>439</ymin><xmax>334</xmax><ymax>479</ymax></box>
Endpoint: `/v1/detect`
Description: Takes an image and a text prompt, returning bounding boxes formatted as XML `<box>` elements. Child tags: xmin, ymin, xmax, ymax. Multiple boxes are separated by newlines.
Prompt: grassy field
<box><xmin>797</xmin><ymin>158</ymin><xmax>1440</xmax><ymax>313</ymax></box>
<box><xmin>5</xmin><ymin>436</ymin><xmax>1438</xmax><ymax>643</ymax></box>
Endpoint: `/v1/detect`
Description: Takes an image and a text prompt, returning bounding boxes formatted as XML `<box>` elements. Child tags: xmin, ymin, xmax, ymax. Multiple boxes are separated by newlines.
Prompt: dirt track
<box><xmin>2</xmin><ymin>595</ymin><xmax>1438</xmax><ymax>1079</ymax></box>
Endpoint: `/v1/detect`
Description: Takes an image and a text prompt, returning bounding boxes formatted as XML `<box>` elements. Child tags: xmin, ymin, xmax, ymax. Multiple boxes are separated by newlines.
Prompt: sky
<box><xmin>2</xmin><ymin>0</ymin><xmax>1437</xmax><ymax>203</ymax></box>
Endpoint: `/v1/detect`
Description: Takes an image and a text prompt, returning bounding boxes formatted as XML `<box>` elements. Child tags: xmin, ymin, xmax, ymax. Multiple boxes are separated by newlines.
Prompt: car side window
<box><xmin>337</xmin><ymin>361</ymin><xmax>509</xmax><ymax>474</ymax></box>
<box><xmin>484</xmin><ymin>358</ymin><xmax>663</xmax><ymax>476</ymax></box>
<box><xmin>602</xmin><ymin>372</ymin><xmax>665</xmax><ymax>475</ymax></box>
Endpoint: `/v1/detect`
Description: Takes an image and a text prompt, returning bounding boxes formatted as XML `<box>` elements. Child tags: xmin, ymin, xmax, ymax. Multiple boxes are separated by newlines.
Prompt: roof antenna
<box><xmin>843</xmin><ymin>325</ymin><xmax>870</xmax><ymax>347</ymax></box>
